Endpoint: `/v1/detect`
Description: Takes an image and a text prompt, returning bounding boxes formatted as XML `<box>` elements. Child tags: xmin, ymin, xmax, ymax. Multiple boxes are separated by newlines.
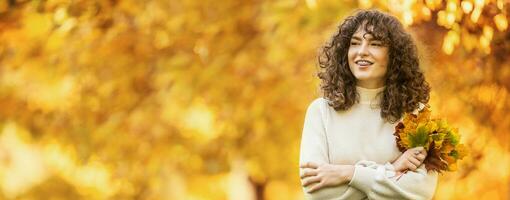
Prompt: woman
<box><xmin>299</xmin><ymin>9</ymin><xmax>437</xmax><ymax>200</ymax></box>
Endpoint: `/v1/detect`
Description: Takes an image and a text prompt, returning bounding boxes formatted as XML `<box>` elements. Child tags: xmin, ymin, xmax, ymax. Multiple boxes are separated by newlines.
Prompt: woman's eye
<box><xmin>371</xmin><ymin>43</ymin><xmax>382</xmax><ymax>46</ymax></box>
<box><xmin>350</xmin><ymin>42</ymin><xmax>359</xmax><ymax>45</ymax></box>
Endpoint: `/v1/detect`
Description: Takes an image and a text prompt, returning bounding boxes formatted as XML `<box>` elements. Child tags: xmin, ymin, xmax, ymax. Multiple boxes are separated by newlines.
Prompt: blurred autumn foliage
<box><xmin>0</xmin><ymin>0</ymin><xmax>508</xmax><ymax>199</ymax></box>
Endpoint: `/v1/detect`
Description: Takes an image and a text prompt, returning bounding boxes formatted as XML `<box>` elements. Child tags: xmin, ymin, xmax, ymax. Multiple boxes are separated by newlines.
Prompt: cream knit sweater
<box><xmin>299</xmin><ymin>86</ymin><xmax>437</xmax><ymax>200</ymax></box>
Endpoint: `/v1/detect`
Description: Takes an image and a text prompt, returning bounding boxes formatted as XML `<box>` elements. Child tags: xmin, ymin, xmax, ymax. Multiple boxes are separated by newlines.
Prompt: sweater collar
<box><xmin>356</xmin><ymin>85</ymin><xmax>385</xmax><ymax>105</ymax></box>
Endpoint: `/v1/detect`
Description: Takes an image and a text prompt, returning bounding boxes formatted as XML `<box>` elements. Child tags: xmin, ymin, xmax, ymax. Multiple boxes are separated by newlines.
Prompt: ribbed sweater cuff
<box><xmin>348</xmin><ymin>165</ymin><xmax>376</xmax><ymax>193</ymax></box>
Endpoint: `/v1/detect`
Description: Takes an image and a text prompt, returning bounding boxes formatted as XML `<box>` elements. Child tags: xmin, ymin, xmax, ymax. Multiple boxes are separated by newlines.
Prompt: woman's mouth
<box><xmin>355</xmin><ymin>60</ymin><xmax>373</xmax><ymax>68</ymax></box>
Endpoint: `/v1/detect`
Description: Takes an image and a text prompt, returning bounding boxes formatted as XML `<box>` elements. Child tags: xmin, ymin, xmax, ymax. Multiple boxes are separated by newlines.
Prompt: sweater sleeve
<box><xmin>299</xmin><ymin>99</ymin><xmax>367</xmax><ymax>200</ymax></box>
<box><xmin>299</xmin><ymin>99</ymin><xmax>336</xmax><ymax>199</ymax></box>
<box><xmin>348</xmin><ymin>160</ymin><xmax>438</xmax><ymax>200</ymax></box>
<box><xmin>299</xmin><ymin>98</ymin><xmax>330</xmax><ymax>166</ymax></box>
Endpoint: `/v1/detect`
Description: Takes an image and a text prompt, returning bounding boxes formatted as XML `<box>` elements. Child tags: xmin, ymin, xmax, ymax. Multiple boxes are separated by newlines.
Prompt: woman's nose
<box><xmin>357</xmin><ymin>43</ymin><xmax>370</xmax><ymax>56</ymax></box>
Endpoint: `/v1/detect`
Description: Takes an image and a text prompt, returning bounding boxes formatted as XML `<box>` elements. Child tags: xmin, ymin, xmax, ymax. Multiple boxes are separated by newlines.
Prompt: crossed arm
<box><xmin>299</xmin><ymin>147</ymin><xmax>437</xmax><ymax>200</ymax></box>
<box><xmin>300</xmin><ymin>147</ymin><xmax>427</xmax><ymax>193</ymax></box>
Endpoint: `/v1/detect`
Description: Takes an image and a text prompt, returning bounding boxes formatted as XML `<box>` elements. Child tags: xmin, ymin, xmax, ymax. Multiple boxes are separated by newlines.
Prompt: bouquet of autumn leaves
<box><xmin>394</xmin><ymin>105</ymin><xmax>468</xmax><ymax>174</ymax></box>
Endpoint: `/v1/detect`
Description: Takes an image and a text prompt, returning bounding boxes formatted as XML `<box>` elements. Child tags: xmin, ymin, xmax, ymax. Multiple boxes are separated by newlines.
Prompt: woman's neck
<box><xmin>356</xmin><ymin>85</ymin><xmax>385</xmax><ymax>105</ymax></box>
<box><xmin>356</xmin><ymin>80</ymin><xmax>385</xmax><ymax>89</ymax></box>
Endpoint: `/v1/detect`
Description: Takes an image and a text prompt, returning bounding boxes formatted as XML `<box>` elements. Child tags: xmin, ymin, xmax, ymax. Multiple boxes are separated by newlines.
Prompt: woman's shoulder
<box><xmin>307</xmin><ymin>97</ymin><xmax>330</xmax><ymax>111</ymax></box>
<box><xmin>306</xmin><ymin>97</ymin><xmax>334</xmax><ymax>119</ymax></box>
<box><xmin>305</xmin><ymin>98</ymin><xmax>332</xmax><ymax>125</ymax></box>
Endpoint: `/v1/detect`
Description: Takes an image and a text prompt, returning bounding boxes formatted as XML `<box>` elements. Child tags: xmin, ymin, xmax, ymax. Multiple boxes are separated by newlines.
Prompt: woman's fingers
<box><xmin>417</xmin><ymin>147</ymin><xmax>427</xmax><ymax>156</ymax></box>
<box><xmin>307</xmin><ymin>181</ymin><xmax>324</xmax><ymax>193</ymax></box>
<box><xmin>302</xmin><ymin>176</ymin><xmax>321</xmax><ymax>187</ymax></box>
<box><xmin>300</xmin><ymin>169</ymin><xmax>318</xmax><ymax>178</ymax></box>
<box><xmin>407</xmin><ymin>147</ymin><xmax>427</xmax><ymax>159</ymax></box>
<box><xmin>409</xmin><ymin>147</ymin><xmax>426</xmax><ymax>155</ymax></box>
<box><xmin>408</xmin><ymin>156</ymin><xmax>421</xmax><ymax>167</ymax></box>
<box><xmin>415</xmin><ymin>152</ymin><xmax>426</xmax><ymax>161</ymax></box>
<box><xmin>300</xmin><ymin>162</ymin><xmax>319</xmax><ymax>169</ymax></box>
<box><xmin>394</xmin><ymin>147</ymin><xmax>428</xmax><ymax>172</ymax></box>
<box><xmin>405</xmin><ymin>147</ymin><xmax>420</xmax><ymax>156</ymax></box>
<box><xmin>413</xmin><ymin>146</ymin><xmax>424</xmax><ymax>152</ymax></box>
<box><xmin>406</xmin><ymin>161</ymin><xmax>418</xmax><ymax>171</ymax></box>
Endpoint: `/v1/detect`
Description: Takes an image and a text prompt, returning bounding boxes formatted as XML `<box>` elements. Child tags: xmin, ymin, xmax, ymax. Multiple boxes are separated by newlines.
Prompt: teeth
<box><xmin>356</xmin><ymin>60</ymin><xmax>373</xmax><ymax>65</ymax></box>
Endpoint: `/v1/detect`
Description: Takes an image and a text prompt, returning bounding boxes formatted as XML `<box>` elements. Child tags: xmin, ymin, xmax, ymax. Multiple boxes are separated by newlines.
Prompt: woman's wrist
<box><xmin>341</xmin><ymin>165</ymin><xmax>355</xmax><ymax>182</ymax></box>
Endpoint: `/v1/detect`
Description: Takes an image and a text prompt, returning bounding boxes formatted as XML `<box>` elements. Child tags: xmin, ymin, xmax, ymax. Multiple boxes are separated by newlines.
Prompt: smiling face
<box><xmin>347</xmin><ymin>25</ymin><xmax>389</xmax><ymax>89</ymax></box>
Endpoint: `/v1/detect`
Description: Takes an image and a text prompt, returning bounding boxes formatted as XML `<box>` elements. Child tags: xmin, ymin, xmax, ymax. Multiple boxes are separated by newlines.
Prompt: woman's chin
<box><xmin>353</xmin><ymin>75</ymin><xmax>373</xmax><ymax>81</ymax></box>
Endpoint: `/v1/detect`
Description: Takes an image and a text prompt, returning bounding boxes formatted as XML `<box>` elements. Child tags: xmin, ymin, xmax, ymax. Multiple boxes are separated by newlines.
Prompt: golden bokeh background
<box><xmin>0</xmin><ymin>0</ymin><xmax>508</xmax><ymax>199</ymax></box>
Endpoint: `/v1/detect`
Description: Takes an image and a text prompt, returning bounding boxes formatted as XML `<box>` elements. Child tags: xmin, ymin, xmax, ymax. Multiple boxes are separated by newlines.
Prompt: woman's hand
<box><xmin>392</xmin><ymin>147</ymin><xmax>427</xmax><ymax>173</ymax></box>
<box><xmin>299</xmin><ymin>162</ymin><xmax>354</xmax><ymax>193</ymax></box>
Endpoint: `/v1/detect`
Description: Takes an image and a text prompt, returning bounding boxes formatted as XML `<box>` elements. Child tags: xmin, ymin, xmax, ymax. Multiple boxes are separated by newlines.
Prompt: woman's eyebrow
<box><xmin>351</xmin><ymin>36</ymin><xmax>362</xmax><ymax>41</ymax></box>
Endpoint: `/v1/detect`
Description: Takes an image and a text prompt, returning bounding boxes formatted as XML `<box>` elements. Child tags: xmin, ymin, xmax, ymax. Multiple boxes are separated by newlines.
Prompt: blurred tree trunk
<box><xmin>249</xmin><ymin>176</ymin><xmax>266</xmax><ymax>200</ymax></box>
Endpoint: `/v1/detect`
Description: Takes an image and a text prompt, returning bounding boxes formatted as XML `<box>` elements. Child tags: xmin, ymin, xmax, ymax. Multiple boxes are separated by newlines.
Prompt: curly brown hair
<box><xmin>317</xmin><ymin>9</ymin><xmax>430</xmax><ymax>123</ymax></box>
